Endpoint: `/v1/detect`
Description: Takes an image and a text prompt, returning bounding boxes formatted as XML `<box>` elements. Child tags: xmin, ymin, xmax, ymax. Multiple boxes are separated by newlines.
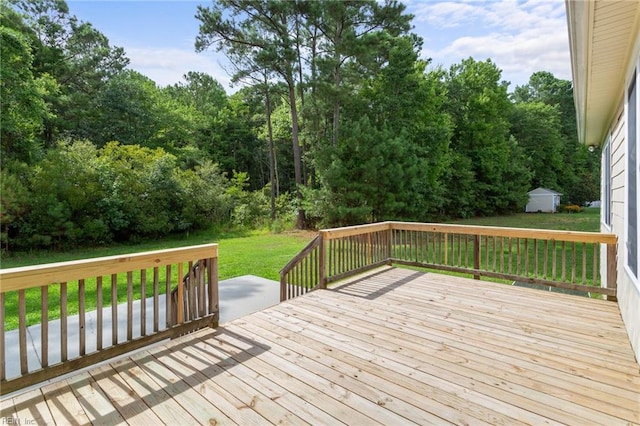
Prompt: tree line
<box><xmin>1</xmin><ymin>0</ymin><xmax>599</xmax><ymax>251</ymax></box>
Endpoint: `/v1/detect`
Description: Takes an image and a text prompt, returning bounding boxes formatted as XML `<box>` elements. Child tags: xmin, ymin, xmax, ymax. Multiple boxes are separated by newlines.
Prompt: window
<box><xmin>603</xmin><ymin>137</ymin><xmax>611</xmax><ymax>227</ymax></box>
<box><xmin>628</xmin><ymin>71</ymin><xmax>638</xmax><ymax>278</ymax></box>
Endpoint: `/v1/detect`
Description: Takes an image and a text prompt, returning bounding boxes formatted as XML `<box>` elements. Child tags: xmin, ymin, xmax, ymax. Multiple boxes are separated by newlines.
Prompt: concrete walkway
<box><xmin>4</xmin><ymin>275</ymin><xmax>280</xmax><ymax>380</ymax></box>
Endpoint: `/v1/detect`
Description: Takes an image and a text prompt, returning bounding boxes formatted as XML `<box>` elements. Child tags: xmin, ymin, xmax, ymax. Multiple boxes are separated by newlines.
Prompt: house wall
<box><xmin>604</xmin><ymin>90</ymin><xmax>640</xmax><ymax>361</ymax></box>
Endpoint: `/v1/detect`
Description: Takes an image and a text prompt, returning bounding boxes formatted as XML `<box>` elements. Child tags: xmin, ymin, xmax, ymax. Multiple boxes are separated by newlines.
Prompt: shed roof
<box><xmin>528</xmin><ymin>187</ymin><xmax>562</xmax><ymax>196</ymax></box>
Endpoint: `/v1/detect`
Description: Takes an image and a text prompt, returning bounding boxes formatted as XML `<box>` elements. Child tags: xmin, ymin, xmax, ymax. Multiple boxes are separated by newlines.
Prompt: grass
<box><xmin>446</xmin><ymin>208</ymin><xmax>601</xmax><ymax>232</ymax></box>
<box><xmin>1</xmin><ymin>228</ymin><xmax>316</xmax><ymax>280</ymax></box>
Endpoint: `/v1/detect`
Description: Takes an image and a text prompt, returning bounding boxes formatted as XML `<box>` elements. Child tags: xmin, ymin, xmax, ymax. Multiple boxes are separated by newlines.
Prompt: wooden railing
<box><xmin>281</xmin><ymin>222</ymin><xmax>617</xmax><ymax>302</ymax></box>
<box><xmin>279</xmin><ymin>236</ymin><xmax>322</xmax><ymax>300</ymax></box>
<box><xmin>0</xmin><ymin>244</ymin><xmax>218</xmax><ymax>395</ymax></box>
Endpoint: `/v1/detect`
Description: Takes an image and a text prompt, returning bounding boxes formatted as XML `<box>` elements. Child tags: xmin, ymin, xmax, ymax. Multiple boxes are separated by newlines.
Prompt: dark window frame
<box><xmin>603</xmin><ymin>137</ymin><xmax>611</xmax><ymax>228</ymax></box>
<box><xmin>627</xmin><ymin>71</ymin><xmax>638</xmax><ymax>278</ymax></box>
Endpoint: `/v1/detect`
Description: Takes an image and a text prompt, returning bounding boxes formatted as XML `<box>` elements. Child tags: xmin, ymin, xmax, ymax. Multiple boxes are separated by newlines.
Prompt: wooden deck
<box><xmin>1</xmin><ymin>267</ymin><xmax>638</xmax><ymax>425</ymax></box>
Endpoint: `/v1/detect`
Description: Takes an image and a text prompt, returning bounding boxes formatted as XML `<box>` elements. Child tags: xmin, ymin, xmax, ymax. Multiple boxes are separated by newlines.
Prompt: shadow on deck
<box><xmin>1</xmin><ymin>267</ymin><xmax>638</xmax><ymax>425</ymax></box>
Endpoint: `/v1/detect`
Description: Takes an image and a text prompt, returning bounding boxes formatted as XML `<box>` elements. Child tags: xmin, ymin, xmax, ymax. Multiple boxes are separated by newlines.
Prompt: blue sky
<box><xmin>67</xmin><ymin>0</ymin><xmax>571</xmax><ymax>93</ymax></box>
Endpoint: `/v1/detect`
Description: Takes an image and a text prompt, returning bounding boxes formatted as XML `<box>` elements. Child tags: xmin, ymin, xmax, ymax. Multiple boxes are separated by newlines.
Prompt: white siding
<box><xmin>568</xmin><ymin>0</ymin><xmax>640</xmax><ymax>364</ymax></box>
<box><xmin>605</xmin><ymin>97</ymin><xmax>640</xmax><ymax>360</ymax></box>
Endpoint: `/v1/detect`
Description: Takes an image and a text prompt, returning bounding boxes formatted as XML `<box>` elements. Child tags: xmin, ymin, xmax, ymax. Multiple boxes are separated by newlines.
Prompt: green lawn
<box><xmin>1</xmin><ymin>229</ymin><xmax>315</xmax><ymax>280</ymax></box>
<box><xmin>446</xmin><ymin>208</ymin><xmax>601</xmax><ymax>232</ymax></box>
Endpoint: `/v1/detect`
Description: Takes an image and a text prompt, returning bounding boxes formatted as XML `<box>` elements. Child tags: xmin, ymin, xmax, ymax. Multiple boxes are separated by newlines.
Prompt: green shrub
<box><xmin>559</xmin><ymin>204</ymin><xmax>582</xmax><ymax>213</ymax></box>
<box><xmin>5</xmin><ymin>140</ymin><xmax>243</xmax><ymax>251</ymax></box>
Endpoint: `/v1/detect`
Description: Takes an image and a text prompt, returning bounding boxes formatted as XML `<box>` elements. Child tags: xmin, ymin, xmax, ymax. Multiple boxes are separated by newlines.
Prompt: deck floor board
<box><xmin>2</xmin><ymin>267</ymin><xmax>639</xmax><ymax>425</ymax></box>
<box><xmin>290</xmin><ymin>292</ymin><xmax>637</xmax><ymax>422</ymax></box>
<box><xmin>311</xmin><ymin>287</ymin><xmax>640</xmax><ymax>401</ymax></box>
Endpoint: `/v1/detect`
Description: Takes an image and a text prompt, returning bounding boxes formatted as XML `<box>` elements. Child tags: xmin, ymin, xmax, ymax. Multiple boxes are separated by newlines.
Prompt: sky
<box><xmin>66</xmin><ymin>0</ymin><xmax>571</xmax><ymax>93</ymax></box>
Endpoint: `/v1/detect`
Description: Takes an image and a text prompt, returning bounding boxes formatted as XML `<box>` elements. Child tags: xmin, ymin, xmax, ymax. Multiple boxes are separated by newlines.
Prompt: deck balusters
<box><xmin>97</xmin><ymin>276</ymin><xmax>103</xmax><ymax>350</ymax></box>
<box><xmin>41</xmin><ymin>286</ymin><xmax>49</xmax><ymax>366</ymax></box>
<box><xmin>141</xmin><ymin>269</ymin><xmax>146</xmax><ymax>336</ymax></box>
<box><xmin>60</xmin><ymin>283</ymin><xmax>67</xmax><ymax>363</ymax></box>
<box><xmin>79</xmin><ymin>279</ymin><xmax>86</xmax><ymax>356</ymax></box>
<box><xmin>111</xmin><ymin>274</ymin><xmax>118</xmax><ymax>345</ymax></box>
<box><xmin>153</xmin><ymin>268</ymin><xmax>159</xmax><ymax>332</ymax></box>
<box><xmin>282</xmin><ymin>222</ymin><xmax>617</xmax><ymax>303</ymax></box>
<box><xmin>0</xmin><ymin>244</ymin><xmax>219</xmax><ymax>395</ymax></box>
<box><xmin>127</xmin><ymin>272</ymin><xmax>133</xmax><ymax>341</ymax></box>
<box><xmin>165</xmin><ymin>265</ymin><xmax>172</xmax><ymax>328</ymax></box>
<box><xmin>18</xmin><ymin>290</ymin><xmax>27</xmax><ymax>374</ymax></box>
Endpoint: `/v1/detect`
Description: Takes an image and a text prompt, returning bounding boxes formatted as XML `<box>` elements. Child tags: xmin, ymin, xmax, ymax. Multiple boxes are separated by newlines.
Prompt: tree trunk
<box><xmin>332</xmin><ymin>19</ymin><xmax>343</xmax><ymax>147</ymax></box>
<box><xmin>295</xmin><ymin>16</ymin><xmax>308</xmax><ymax>186</ymax></box>
<box><xmin>264</xmin><ymin>78</ymin><xmax>277</xmax><ymax>220</ymax></box>
<box><xmin>288</xmin><ymin>74</ymin><xmax>306</xmax><ymax>229</ymax></box>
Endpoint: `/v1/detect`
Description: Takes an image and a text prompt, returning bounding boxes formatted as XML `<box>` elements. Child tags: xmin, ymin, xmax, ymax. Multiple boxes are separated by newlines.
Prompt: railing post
<box><xmin>319</xmin><ymin>232</ymin><xmax>327</xmax><ymax>289</ymax></box>
<box><xmin>210</xmin><ymin>256</ymin><xmax>219</xmax><ymax>326</ymax></box>
<box><xmin>280</xmin><ymin>271</ymin><xmax>287</xmax><ymax>302</ymax></box>
<box><xmin>473</xmin><ymin>234</ymin><xmax>480</xmax><ymax>280</ymax></box>
<box><xmin>177</xmin><ymin>262</ymin><xmax>184</xmax><ymax>324</ymax></box>
<box><xmin>386</xmin><ymin>225</ymin><xmax>393</xmax><ymax>265</ymax></box>
<box><xmin>606</xmin><ymin>242</ymin><xmax>618</xmax><ymax>302</ymax></box>
<box><xmin>0</xmin><ymin>293</ymin><xmax>4</xmax><ymax>382</ymax></box>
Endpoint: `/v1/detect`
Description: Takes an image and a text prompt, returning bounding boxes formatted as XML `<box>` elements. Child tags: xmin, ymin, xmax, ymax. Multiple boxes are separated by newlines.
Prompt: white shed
<box><xmin>525</xmin><ymin>188</ymin><xmax>562</xmax><ymax>213</ymax></box>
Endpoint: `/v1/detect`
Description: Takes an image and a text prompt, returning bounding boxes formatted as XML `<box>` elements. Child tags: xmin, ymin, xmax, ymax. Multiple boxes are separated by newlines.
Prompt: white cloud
<box><xmin>125</xmin><ymin>47</ymin><xmax>236</xmax><ymax>92</ymax></box>
<box><xmin>117</xmin><ymin>1</ymin><xmax>570</xmax><ymax>93</ymax></box>
<box><xmin>412</xmin><ymin>0</ymin><xmax>571</xmax><ymax>89</ymax></box>
<box><xmin>412</xmin><ymin>1</ymin><xmax>485</xmax><ymax>28</ymax></box>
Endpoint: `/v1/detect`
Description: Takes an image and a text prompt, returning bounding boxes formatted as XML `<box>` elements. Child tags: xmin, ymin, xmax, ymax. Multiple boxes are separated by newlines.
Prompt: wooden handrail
<box><xmin>387</xmin><ymin>222</ymin><xmax>617</xmax><ymax>244</ymax></box>
<box><xmin>280</xmin><ymin>236</ymin><xmax>322</xmax><ymax>301</ymax></box>
<box><xmin>319</xmin><ymin>222</ymin><xmax>391</xmax><ymax>240</ymax></box>
<box><xmin>319</xmin><ymin>221</ymin><xmax>618</xmax><ymax>244</ymax></box>
<box><xmin>0</xmin><ymin>244</ymin><xmax>218</xmax><ymax>292</ymax></box>
<box><xmin>280</xmin><ymin>236</ymin><xmax>321</xmax><ymax>274</ymax></box>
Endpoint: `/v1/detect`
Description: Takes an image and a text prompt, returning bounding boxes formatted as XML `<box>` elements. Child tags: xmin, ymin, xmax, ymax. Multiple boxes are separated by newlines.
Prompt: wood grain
<box><xmin>5</xmin><ymin>267</ymin><xmax>636</xmax><ymax>425</ymax></box>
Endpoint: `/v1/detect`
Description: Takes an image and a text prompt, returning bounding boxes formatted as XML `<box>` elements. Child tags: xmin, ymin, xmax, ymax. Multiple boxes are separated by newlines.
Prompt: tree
<box><xmin>316</xmin><ymin>36</ymin><xmax>452</xmax><ymax>225</ymax></box>
<box><xmin>0</xmin><ymin>8</ymin><xmax>55</xmax><ymax>163</ymax></box>
<box><xmin>164</xmin><ymin>72</ymin><xmax>231</xmax><ymax>169</ymax></box>
<box><xmin>235</xmin><ymin>79</ymin><xmax>285</xmax><ymax>219</ymax></box>
<box><xmin>195</xmin><ymin>1</ymin><xmax>415</xmax><ymax>228</ymax></box>
<box><xmin>206</xmin><ymin>45</ymin><xmax>281</xmax><ymax>218</ymax></box>
<box><xmin>512</xmin><ymin>71</ymin><xmax>576</xmax><ymax>140</ymax></box>
<box><xmin>10</xmin><ymin>0</ymin><xmax>129</xmax><ymax>144</ymax></box>
<box><xmin>95</xmin><ymin>143</ymin><xmax>185</xmax><ymax>240</ymax></box>
<box><xmin>196</xmin><ymin>0</ymin><xmax>307</xmax><ymax>228</ymax></box>
<box><xmin>20</xmin><ymin>141</ymin><xmax>108</xmax><ymax>248</ymax></box>
<box><xmin>0</xmin><ymin>167</ymin><xmax>29</xmax><ymax>251</ymax></box>
<box><xmin>306</xmin><ymin>0</ymin><xmax>412</xmax><ymax>147</ymax></box>
<box><xmin>513</xmin><ymin>71</ymin><xmax>597</xmax><ymax>203</ymax></box>
<box><xmin>165</xmin><ymin>71</ymin><xmax>228</xmax><ymax>113</ymax></box>
<box><xmin>212</xmin><ymin>90</ymin><xmax>264</xmax><ymax>185</ymax></box>
<box><xmin>510</xmin><ymin>102</ymin><xmax>564</xmax><ymax>190</ymax></box>
<box><xmin>88</xmin><ymin>70</ymin><xmax>196</xmax><ymax>150</ymax></box>
<box><xmin>444</xmin><ymin>58</ymin><xmax>530</xmax><ymax>216</ymax></box>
